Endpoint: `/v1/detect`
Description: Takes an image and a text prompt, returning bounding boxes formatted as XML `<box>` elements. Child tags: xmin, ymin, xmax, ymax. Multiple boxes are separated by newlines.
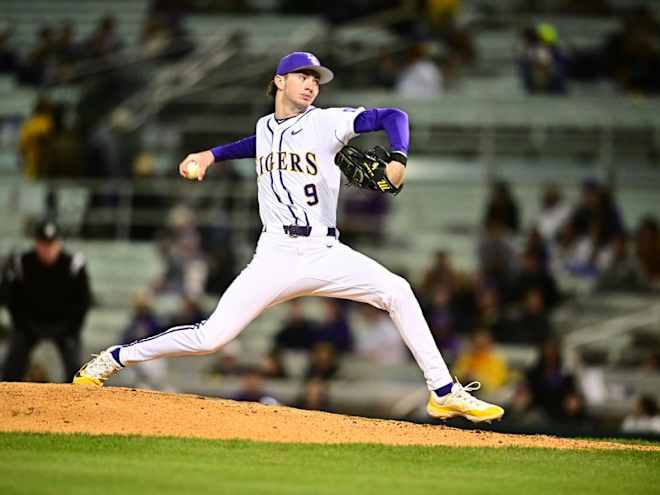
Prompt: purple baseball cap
<box><xmin>275</xmin><ymin>51</ymin><xmax>334</xmax><ymax>84</ymax></box>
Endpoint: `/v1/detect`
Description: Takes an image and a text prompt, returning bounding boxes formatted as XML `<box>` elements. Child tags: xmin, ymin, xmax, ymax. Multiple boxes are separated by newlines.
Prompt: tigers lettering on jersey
<box><xmin>256</xmin><ymin>151</ymin><xmax>318</xmax><ymax>177</ymax></box>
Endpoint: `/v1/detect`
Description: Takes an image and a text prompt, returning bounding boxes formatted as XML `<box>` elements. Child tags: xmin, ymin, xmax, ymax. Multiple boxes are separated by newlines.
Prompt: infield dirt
<box><xmin>1</xmin><ymin>382</ymin><xmax>657</xmax><ymax>450</ymax></box>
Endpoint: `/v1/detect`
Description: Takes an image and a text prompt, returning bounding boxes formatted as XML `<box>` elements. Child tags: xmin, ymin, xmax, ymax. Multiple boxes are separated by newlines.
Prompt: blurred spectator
<box><xmin>53</xmin><ymin>21</ymin><xmax>82</xmax><ymax>82</ymax></box>
<box><xmin>483</xmin><ymin>180</ymin><xmax>520</xmax><ymax>235</ymax></box>
<box><xmin>559</xmin><ymin>179</ymin><xmax>624</xmax><ymax>277</ymax></box>
<box><xmin>121</xmin><ymin>290</ymin><xmax>161</xmax><ymax>344</ymax></box>
<box><xmin>506</xmin><ymin>288</ymin><xmax>553</xmax><ymax>344</ymax></box>
<box><xmin>305</xmin><ymin>342</ymin><xmax>340</xmax><ymax>381</ymax></box>
<box><xmin>475</xmin><ymin>285</ymin><xmax>506</xmax><ymax>339</ymax></box>
<box><xmin>602</xmin><ymin>7</ymin><xmax>660</xmax><ymax>95</ymax></box>
<box><xmin>427</xmin><ymin>0</ymin><xmax>476</xmax><ymax>68</ymax></box>
<box><xmin>272</xmin><ymin>299</ymin><xmax>319</xmax><ymax>352</ymax></box>
<box><xmin>621</xmin><ymin>395</ymin><xmax>660</xmax><ymax>435</ymax></box>
<box><xmin>526</xmin><ymin>338</ymin><xmax>586</xmax><ymax>422</ymax></box>
<box><xmin>155</xmin><ymin>205</ymin><xmax>208</xmax><ymax>297</ymax></box>
<box><xmin>141</xmin><ymin>5</ymin><xmax>194</xmax><ymax>61</ymax></box>
<box><xmin>355</xmin><ymin>305</ymin><xmax>409</xmax><ymax>365</ymax></box>
<box><xmin>420</xmin><ymin>249</ymin><xmax>456</xmax><ymax>295</ymax></box>
<box><xmin>453</xmin><ymin>328</ymin><xmax>508</xmax><ymax>393</ymax></box>
<box><xmin>118</xmin><ymin>291</ymin><xmax>176</xmax><ymax>390</ymax></box>
<box><xmin>18</xmin><ymin>97</ymin><xmax>54</xmax><ymax>179</ymax></box>
<box><xmin>523</xmin><ymin>228</ymin><xmax>549</xmax><ymax>270</ymax></box>
<box><xmin>260</xmin><ymin>348</ymin><xmax>287</xmax><ymax>379</ymax></box>
<box><xmin>518</xmin><ymin>24</ymin><xmax>568</xmax><ymax>94</ymax></box>
<box><xmin>395</xmin><ymin>42</ymin><xmax>443</xmax><ymax>98</ymax></box>
<box><xmin>0</xmin><ymin>24</ymin><xmax>18</xmax><ymax>74</ymax></box>
<box><xmin>315</xmin><ymin>300</ymin><xmax>353</xmax><ymax>354</ymax></box>
<box><xmin>85</xmin><ymin>16</ymin><xmax>123</xmax><ymax>61</ymax></box>
<box><xmin>634</xmin><ymin>215</ymin><xmax>660</xmax><ymax>286</ymax></box>
<box><xmin>18</xmin><ymin>25</ymin><xmax>55</xmax><ymax>85</ymax></box>
<box><xmin>231</xmin><ymin>368</ymin><xmax>278</xmax><ymax>405</ymax></box>
<box><xmin>423</xmin><ymin>284</ymin><xmax>460</xmax><ymax>361</ymax></box>
<box><xmin>596</xmin><ymin>232</ymin><xmax>643</xmax><ymax>291</ymax></box>
<box><xmin>48</xmin><ymin>103</ymin><xmax>85</xmax><ymax>178</ymax></box>
<box><xmin>508</xmin><ymin>249</ymin><xmax>561</xmax><ymax>310</ymax></box>
<box><xmin>295</xmin><ymin>378</ymin><xmax>332</xmax><ymax>412</ymax></box>
<box><xmin>570</xmin><ymin>179</ymin><xmax>624</xmax><ymax>244</ymax></box>
<box><xmin>1</xmin><ymin>221</ymin><xmax>91</xmax><ymax>382</ymax></box>
<box><xmin>477</xmin><ymin>217</ymin><xmax>516</xmax><ymax>293</ymax></box>
<box><xmin>536</xmin><ymin>182</ymin><xmax>572</xmax><ymax>242</ymax></box>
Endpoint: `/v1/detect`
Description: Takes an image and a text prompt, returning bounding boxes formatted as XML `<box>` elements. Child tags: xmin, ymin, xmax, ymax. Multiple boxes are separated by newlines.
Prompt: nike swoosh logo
<box><xmin>291</xmin><ymin>128</ymin><xmax>303</xmax><ymax>135</ymax></box>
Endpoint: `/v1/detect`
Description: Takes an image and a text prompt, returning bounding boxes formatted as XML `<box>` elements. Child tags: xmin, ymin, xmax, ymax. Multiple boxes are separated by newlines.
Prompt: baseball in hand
<box><xmin>185</xmin><ymin>160</ymin><xmax>200</xmax><ymax>180</ymax></box>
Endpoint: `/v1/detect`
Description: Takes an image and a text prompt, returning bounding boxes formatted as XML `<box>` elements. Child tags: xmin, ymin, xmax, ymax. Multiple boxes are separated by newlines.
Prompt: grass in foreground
<box><xmin>0</xmin><ymin>433</ymin><xmax>658</xmax><ymax>495</ymax></box>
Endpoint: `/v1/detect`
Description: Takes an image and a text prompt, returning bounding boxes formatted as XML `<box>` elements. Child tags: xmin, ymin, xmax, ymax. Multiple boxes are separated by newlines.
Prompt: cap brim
<box><xmin>290</xmin><ymin>65</ymin><xmax>334</xmax><ymax>84</ymax></box>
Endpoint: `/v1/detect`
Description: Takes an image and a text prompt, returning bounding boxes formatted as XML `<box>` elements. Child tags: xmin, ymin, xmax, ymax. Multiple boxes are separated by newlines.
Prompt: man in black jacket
<box><xmin>1</xmin><ymin>221</ymin><xmax>92</xmax><ymax>381</ymax></box>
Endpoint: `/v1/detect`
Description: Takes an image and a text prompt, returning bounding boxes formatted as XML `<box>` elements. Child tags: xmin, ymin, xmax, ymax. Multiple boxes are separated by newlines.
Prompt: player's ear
<box><xmin>274</xmin><ymin>75</ymin><xmax>286</xmax><ymax>91</ymax></box>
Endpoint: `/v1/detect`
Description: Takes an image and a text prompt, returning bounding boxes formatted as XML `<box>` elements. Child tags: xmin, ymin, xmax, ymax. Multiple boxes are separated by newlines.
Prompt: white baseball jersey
<box><xmin>254</xmin><ymin>105</ymin><xmax>365</xmax><ymax>228</ymax></box>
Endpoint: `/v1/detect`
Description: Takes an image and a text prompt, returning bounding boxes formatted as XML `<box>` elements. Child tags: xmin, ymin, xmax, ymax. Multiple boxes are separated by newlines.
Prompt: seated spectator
<box><xmin>260</xmin><ymin>348</ymin><xmax>287</xmax><ymax>379</ymax></box>
<box><xmin>635</xmin><ymin>215</ymin><xmax>660</xmax><ymax>286</ymax></box>
<box><xmin>355</xmin><ymin>305</ymin><xmax>409</xmax><ymax>365</ymax></box>
<box><xmin>506</xmin><ymin>288</ymin><xmax>553</xmax><ymax>344</ymax></box>
<box><xmin>0</xmin><ymin>24</ymin><xmax>18</xmax><ymax>74</ymax></box>
<box><xmin>602</xmin><ymin>6</ymin><xmax>660</xmax><ymax>95</ymax></box>
<box><xmin>483</xmin><ymin>180</ymin><xmax>520</xmax><ymax>235</ymax></box>
<box><xmin>121</xmin><ymin>290</ymin><xmax>161</xmax><ymax>344</ymax></box>
<box><xmin>453</xmin><ymin>328</ymin><xmax>508</xmax><ymax>393</ymax></box>
<box><xmin>477</xmin><ymin>218</ymin><xmax>516</xmax><ymax>295</ymax></box>
<box><xmin>305</xmin><ymin>342</ymin><xmax>340</xmax><ymax>381</ymax></box>
<box><xmin>18</xmin><ymin>25</ymin><xmax>55</xmax><ymax>86</ymax></box>
<box><xmin>231</xmin><ymin>368</ymin><xmax>278</xmax><ymax>405</ymax></box>
<box><xmin>52</xmin><ymin>21</ymin><xmax>82</xmax><ymax>83</ymax></box>
<box><xmin>508</xmin><ymin>249</ymin><xmax>561</xmax><ymax>310</ymax></box>
<box><xmin>420</xmin><ymin>249</ymin><xmax>456</xmax><ymax>296</ymax></box>
<box><xmin>596</xmin><ymin>232</ymin><xmax>643</xmax><ymax>291</ymax></box>
<box><xmin>84</xmin><ymin>16</ymin><xmax>123</xmax><ymax>61</ymax></box>
<box><xmin>621</xmin><ymin>396</ymin><xmax>660</xmax><ymax>435</ymax></box>
<box><xmin>536</xmin><ymin>182</ymin><xmax>572</xmax><ymax>243</ymax></box>
<box><xmin>294</xmin><ymin>378</ymin><xmax>332</xmax><ymax>412</ymax></box>
<box><xmin>518</xmin><ymin>24</ymin><xmax>568</xmax><ymax>94</ymax></box>
<box><xmin>315</xmin><ymin>300</ymin><xmax>353</xmax><ymax>354</ymax></box>
<box><xmin>475</xmin><ymin>286</ymin><xmax>506</xmax><ymax>340</ymax></box>
<box><xmin>395</xmin><ymin>42</ymin><xmax>443</xmax><ymax>99</ymax></box>
<box><xmin>154</xmin><ymin>205</ymin><xmax>208</xmax><ymax>297</ymax></box>
<box><xmin>570</xmin><ymin>179</ymin><xmax>624</xmax><ymax>245</ymax></box>
<box><xmin>19</xmin><ymin>97</ymin><xmax>54</xmax><ymax>179</ymax></box>
<box><xmin>272</xmin><ymin>299</ymin><xmax>319</xmax><ymax>352</ymax></box>
<box><xmin>422</xmin><ymin>284</ymin><xmax>460</xmax><ymax>362</ymax></box>
<box><xmin>526</xmin><ymin>338</ymin><xmax>586</xmax><ymax>423</ymax></box>
<box><xmin>48</xmin><ymin>103</ymin><xmax>85</xmax><ymax>178</ymax></box>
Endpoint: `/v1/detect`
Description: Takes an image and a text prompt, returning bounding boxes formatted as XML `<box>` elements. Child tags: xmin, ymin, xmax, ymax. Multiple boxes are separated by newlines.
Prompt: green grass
<box><xmin>0</xmin><ymin>433</ymin><xmax>658</xmax><ymax>495</ymax></box>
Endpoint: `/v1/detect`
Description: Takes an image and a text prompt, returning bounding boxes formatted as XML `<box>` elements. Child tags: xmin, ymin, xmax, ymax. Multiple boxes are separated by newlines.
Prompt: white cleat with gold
<box><xmin>427</xmin><ymin>380</ymin><xmax>504</xmax><ymax>423</ymax></box>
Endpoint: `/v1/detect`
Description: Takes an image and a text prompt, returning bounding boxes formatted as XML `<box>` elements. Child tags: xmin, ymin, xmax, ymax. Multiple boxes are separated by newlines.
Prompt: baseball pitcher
<box><xmin>74</xmin><ymin>52</ymin><xmax>504</xmax><ymax>423</ymax></box>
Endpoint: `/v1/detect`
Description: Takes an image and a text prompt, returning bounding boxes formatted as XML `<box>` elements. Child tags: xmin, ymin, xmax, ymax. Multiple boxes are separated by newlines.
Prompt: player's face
<box><xmin>283</xmin><ymin>70</ymin><xmax>320</xmax><ymax>108</ymax></box>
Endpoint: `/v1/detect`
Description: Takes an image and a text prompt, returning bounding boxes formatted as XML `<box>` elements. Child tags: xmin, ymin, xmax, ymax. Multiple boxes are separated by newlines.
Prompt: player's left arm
<box><xmin>353</xmin><ymin>108</ymin><xmax>409</xmax><ymax>188</ymax></box>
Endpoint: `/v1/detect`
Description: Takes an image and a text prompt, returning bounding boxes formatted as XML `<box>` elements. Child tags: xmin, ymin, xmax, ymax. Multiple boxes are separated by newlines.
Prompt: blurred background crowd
<box><xmin>1</xmin><ymin>0</ymin><xmax>659</xmax><ymax>439</ymax></box>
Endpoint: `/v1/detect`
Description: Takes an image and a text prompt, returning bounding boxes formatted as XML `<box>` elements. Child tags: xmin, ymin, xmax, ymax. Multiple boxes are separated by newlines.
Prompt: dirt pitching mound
<box><xmin>1</xmin><ymin>383</ymin><xmax>656</xmax><ymax>451</ymax></box>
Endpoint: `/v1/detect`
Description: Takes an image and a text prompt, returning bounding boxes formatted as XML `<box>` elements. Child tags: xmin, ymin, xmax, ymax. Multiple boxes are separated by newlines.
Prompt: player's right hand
<box><xmin>178</xmin><ymin>150</ymin><xmax>214</xmax><ymax>181</ymax></box>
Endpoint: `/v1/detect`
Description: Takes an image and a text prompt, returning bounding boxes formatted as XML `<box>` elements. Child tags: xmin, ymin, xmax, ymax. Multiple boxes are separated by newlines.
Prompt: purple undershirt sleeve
<box><xmin>210</xmin><ymin>135</ymin><xmax>257</xmax><ymax>162</ymax></box>
<box><xmin>353</xmin><ymin>108</ymin><xmax>409</xmax><ymax>155</ymax></box>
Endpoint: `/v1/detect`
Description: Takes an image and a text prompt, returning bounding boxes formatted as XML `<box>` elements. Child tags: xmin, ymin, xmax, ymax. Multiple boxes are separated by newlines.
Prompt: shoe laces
<box><xmin>84</xmin><ymin>352</ymin><xmax>120</xmax><ymax>381</ymax></box>
<box><xmin>452</xmin><ymin>378</ymin><xmax>486</xmax><ymax>407</ymax></box>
